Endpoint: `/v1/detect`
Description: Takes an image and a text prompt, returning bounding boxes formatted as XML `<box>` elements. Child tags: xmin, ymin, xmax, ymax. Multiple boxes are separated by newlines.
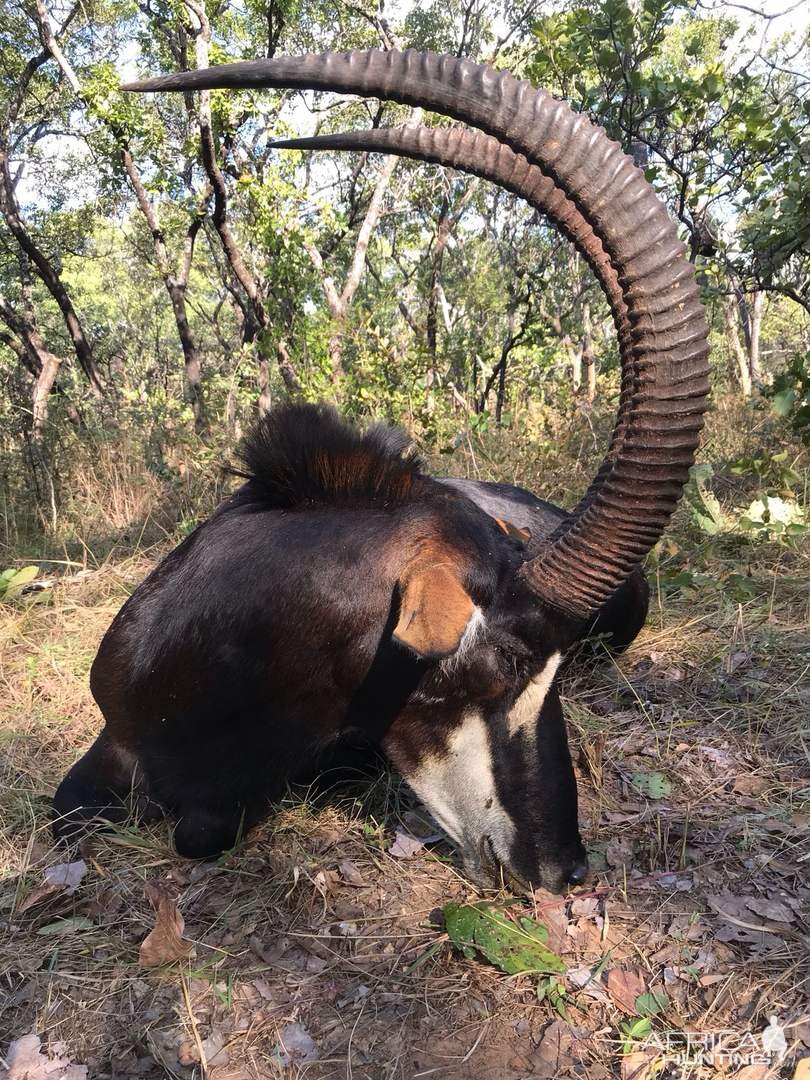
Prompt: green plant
<box><xmin>536</xmin><ymin>974</ymin><xmax>570</xmax><ymax>1018</ymax></box>
<box><xmin>443</xmin><ymin>902</ymin><xmax>565</xmax><ymax>975</ymax></box>
<box><xmin>0</xmin><ymin>565</ymin><xmax>38</xmax><ymax>601</ymax></box>
<box><xmin>687</xmin><ymin>464</ymin><xmax>807</xmax><ymax>543</ymax></box>
<box><xmin>767</xmin><ymin>353</ymin><xmax>810</xmax><ymax>444</ymax></box>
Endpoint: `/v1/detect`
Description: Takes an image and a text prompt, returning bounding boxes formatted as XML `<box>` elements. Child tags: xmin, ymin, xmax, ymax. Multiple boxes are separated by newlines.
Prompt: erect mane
<box><xmin>234</xmin><ymin>402</ymin><xmax>427</xmax><ymax>509</ymax></box>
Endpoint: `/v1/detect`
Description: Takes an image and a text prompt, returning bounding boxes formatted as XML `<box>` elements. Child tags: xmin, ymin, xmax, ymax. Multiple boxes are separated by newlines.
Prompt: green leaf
<box><xmin>693</xmin><ymin>511</ymin><xmax>720</xmax><ymax>535</ymax></box>
<box><xmin>772</xmin><ymin>389</ymin><xmax>796</xmax><ymax>417</ymax></box>
<box><xmin>630</xmin><ymin>771</ymin><xmax>672</xmax><ymax>799</ymax></box>
<box><xmin>36</xmin><ymin>916</ymin><xmax>96</xmax><ymax>936</ymax></box>
<box><xmin>635</xmin><ymin>990</ymin><xmax>670</xmax><ymax>1016</ymax></box>
<box><xmin>690</xmin><ymin>462</ymin><xmax>714</xmax><ymax>484</ymax></box>
<box><xmin>625</xmin><ymin>1016</ymin><xmax>654</xmax><ymax>1039</ymax></box>
<box><xmin>3</xmin><ymin>565</ymin><xmax>39</xmax><ymax>599</ymax></box>
<box><xmin>444</xmin><ymin>903</ymin><xmax>565</xmax><ymax>975</ymax></box>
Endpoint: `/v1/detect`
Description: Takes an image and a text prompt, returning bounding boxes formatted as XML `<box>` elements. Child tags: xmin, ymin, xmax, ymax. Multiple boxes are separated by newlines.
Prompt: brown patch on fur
<box><xmin>494</xmin><ymin>517</ymin><xmax>531</xmax><ymax>544</ymax></box>
<box><xmin>312</xmin><ymin>446</ymin><xmax>418</xmax><ymax>504</ymax></box>
<box><xmin>236</xmin><ymin>403</ymin><xmax>426</xmax><ymax>510</ymax></box>
<box><xmin>394</xmin><ymin>558</ymin><xmax>475</xmax><ymax>659</ymax></box>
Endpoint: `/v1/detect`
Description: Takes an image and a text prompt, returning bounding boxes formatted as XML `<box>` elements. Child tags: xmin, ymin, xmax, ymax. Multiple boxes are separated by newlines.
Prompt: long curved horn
<box><xmin>266</xmin><ymin>125</ymin><xmax>634</xmax><ymax>510</ymax></box>
<box><xmin>124</xmin><ymin>51</ymin><xmax>710</xmax><ymax>619</ymax></box>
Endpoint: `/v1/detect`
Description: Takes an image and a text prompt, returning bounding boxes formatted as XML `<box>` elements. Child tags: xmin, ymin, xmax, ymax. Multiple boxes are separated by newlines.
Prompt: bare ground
<box><xmin>1</xmin><ymin>490</ymin><xmax>809</xmax><ymax>1079</ymax></box>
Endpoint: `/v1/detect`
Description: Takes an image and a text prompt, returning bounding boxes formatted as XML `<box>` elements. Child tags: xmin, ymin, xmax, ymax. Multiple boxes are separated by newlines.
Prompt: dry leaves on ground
<box><xmin>606</xmin><ymin>966</ymin><xmax>648</xmax><ymax>1015</ymax></box>
<box><xmin>17</xmin><ymin>861</ymin><xmax>87</xmax><ymax>913</ymax></box>
<box><xmin>0</xmin><ymin>1035</ymin><xmax>87</xmax><ymax>1080</ymax></box>
<box><xmin>138</xmin><ymin>881</ymin><xmax>194</xmax><ymax>968</ymax></box>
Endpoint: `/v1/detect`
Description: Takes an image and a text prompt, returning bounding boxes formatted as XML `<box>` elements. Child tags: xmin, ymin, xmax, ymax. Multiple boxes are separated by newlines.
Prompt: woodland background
<box><xmin>0</xmin><ymin>0</ymin><xmax>808</xmax><ymax>549</ymax></box>
<box><xmin>1</xmin><ymin>2</ymin><xmax>809</xmax><ymax>1078</ymax></box>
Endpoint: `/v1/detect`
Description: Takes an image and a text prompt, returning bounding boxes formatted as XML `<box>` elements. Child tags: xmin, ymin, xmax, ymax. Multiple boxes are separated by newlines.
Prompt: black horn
<box><xmin>124</xmin><ymin>50</ymin><xmax>710</xmax><ymax>619</ymax></box>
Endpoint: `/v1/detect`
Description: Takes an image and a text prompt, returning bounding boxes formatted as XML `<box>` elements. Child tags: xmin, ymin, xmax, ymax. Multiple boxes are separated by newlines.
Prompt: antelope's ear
<box><xmin>394</xmin><ymin>565</ymin><xmax>476</xmax><ymax>659</ymax></box>
<box><xmin>494</xmin><ymin>517</ymin><xmax>532</xmax><ymax>544</ymax></box>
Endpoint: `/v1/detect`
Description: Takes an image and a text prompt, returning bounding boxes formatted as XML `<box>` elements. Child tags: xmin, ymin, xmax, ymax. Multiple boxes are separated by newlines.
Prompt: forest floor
<box><xmin>1</xmin><ymin>421</ymin><xmax>809</xmax><ymax>1080</ymax></box>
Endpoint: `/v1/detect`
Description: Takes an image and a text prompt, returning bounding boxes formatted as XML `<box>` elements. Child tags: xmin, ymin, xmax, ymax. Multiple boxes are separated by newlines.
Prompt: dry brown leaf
<box><xmin>17</xmin><ymin>861</ymin><xmax>87</xmax><ymax>913</ymax></box>
<box><xmin>139</xmin><ymin>883</ymin><xmax>194</xmax><ymax>968</ymax></box>
<box><xmin>1</xmin><ymin>1034</ymin><xmax>88</xmax><ymax>1080</ymax></box>
<box><xmin>606</xmin><ymin>836</ymin><xmax>635</xmax><ymax>869</ymax></box>
<box><xmin>732</xmin><ymin>775</ymin><xmax>769</xmax><ymax>796</ymax></box>
<box><xmin>620</xmin><ymin>1050</ymin><xmax>658</xmax><ymax>1080</ymax></box>
<box><xmin>389</xmin><ymin>831</ymin><xmax>424</xmax><ymax>858</ymax></box>
<box><xmin>274</xmin><ymin>1023</ymin><xmax>318</xmax><ymax>1067</ymax></box>
<box><xmin>744</xmin><ymin>896</ymin><xmax>795</xmax><ymax>923</ymax></box>
<box><xmin>533</xmin><ymin>1020</ymin><xmax>575</xmax><ymax>1079</ymax></box>
<box><xmin>533</xmin><ymin>891</ymin><xmax>569</xmax><ymax>954</ymax></box>
<box><xmin>605</xmin><ymin>966</ymin><xmax>647</xmax><ymax>1015</ymax></box>
<box><xmin>730</xmin><ymin>1067</ymin><xmax>769</xmax><ymax>1080</ymax></box>
<box><xmin>338</xmin><ymin>860</ymin><xmax>365</xmax><ymax>886</ymax></box>
<box><xmin>792</xmin><ymin>1058</ymin><xmax>810</xmax><ymax>1080</ymax></box>
<box><xmin>570</xmin><ymin>897</ymin><xmax>600</xmax><ymax>919</ymax></box>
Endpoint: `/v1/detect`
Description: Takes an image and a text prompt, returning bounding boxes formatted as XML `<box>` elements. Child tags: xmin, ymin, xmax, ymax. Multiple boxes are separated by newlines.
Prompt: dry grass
<box><xmin>1</xmin><ymin>402</ymin><xmax>809</xmax><ymax>1079</ymax></box>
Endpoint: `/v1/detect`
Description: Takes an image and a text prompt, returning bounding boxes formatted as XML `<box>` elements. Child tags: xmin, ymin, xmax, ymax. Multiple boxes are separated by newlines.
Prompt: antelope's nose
<box><xmin>567</xmin><ymin>859</ymin><xmax>589</xmax><ymax>887</ymax></box>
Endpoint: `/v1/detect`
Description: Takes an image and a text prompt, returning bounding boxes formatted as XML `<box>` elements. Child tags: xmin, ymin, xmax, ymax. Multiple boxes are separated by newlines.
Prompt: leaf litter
<box><xmin>2</xmin><ymin>518</ymin><xmax>809</xmax><ymax>1079</ymax></box>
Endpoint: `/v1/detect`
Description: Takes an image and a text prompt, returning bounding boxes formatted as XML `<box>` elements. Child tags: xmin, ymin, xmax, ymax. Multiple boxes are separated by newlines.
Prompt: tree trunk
<box><xmin>427</xmin><ymin>198</ymin><xmax>451</xmax><ymax>362</ymax></box>
<box><xmin>723</xmin><ymin>293</ymin><xmax>752</xmax><ymax>398</ymax></box>
<box><xmin>121</xmin><ymin>146</ymin><xmax>207</xmax><ymax>431</ymax></box>
<box><xmin>0</xmin><ymin>145</ymin><xmax>103</xmax><ymax>396</ymax></box>
<box><xmin>185</xmin><ymin>0</ymin><xmax>300</xmax><ymax>398</ymax></box>
<box><xmin>305</xmin><ymin>107</ymin><xmax>422</xmax><ymax>385</ymax></box>
<box><xmin>748</xmin><ymin>290</ymin><xmax>764</xmax><ymax>385</ymax></box>
<box><xmin>581</xmin><ymin>299</ymin><xmax>596</xmax><ymax>402</ymax></box>
<box><xmin>568</xmin><ymin>335</ymin><xmax>583</xmax><ymax>393</ymax></box>
<box><xmin>257</xmin><ymin>358</ymin><xmax>273</xmax><ymax>415</ymax></box>
<box><xmin>0</xmin><ymin>297</ymin><xmax>67</xmax><ymax>440</ymax></box>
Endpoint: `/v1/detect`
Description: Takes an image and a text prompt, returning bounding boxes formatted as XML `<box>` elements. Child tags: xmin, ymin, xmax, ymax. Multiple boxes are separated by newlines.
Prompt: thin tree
<box><xmin>33</xmin><ymin>0</ymin><xmax>208</xmax><ymax>431</ymax></box>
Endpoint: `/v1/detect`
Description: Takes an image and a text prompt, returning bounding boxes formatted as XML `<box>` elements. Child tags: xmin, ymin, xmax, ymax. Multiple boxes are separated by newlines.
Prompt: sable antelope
<box><xmin>54</xmin><ymin>51</ymin><xmax>709</xmax><ymax>893</ymax></box>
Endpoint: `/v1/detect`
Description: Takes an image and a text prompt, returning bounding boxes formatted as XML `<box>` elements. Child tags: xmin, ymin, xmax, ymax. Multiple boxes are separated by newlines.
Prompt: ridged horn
<box><xmin>267</xmin><ymin>125</ymin><xmax>635</xmax><ymax>510</ymax></box>
<box><xmin>123</xmin><ymin>50</ymin><xmax>710</xmax><ymax>620</ymax></box>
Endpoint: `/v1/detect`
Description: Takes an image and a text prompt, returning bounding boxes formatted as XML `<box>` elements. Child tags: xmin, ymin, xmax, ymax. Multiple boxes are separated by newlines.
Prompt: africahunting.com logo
<box><xmin>642</xmin><ymin>1015</ymin><xmax>788</xmax><ymax>1067</ymax></box>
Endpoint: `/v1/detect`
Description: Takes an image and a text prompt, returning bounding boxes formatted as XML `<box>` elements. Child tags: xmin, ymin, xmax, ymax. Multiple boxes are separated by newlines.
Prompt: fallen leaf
<box><xmin>732</xmin><ymin>775</ymin><xmax>769</xmax><ymax>796</ymax></box>
<box><xmin>18</xmin><ymin>861</ymin><xmax>88</xmax><ymax>913</ymax></box>
<box><xmin>274</xmin><ymin>1023</ymin><xmax>318</xmax><ymax>1067</ymax></box>
<box><xmin>731</xmin><ymin>1068</ymin><xmax>769</xmax><ymax>1080</ymax></box>
<box><xmin>621</xmin><ymin>1050</ymin><xmax>658</xmax><ymax>1080</ymax></box>
<box><xmin>1</xmin><ymin>1034</ymin><xmax>88</xmax><ymax>1080</ymax></box>
<box><xmin>139</xmin><ymin>883</ymin><xmax>194</xmax><ymax>968</ymax></box>
<box><xmin>635</xmin><ymin>990</ymin><xmax>669</xmax><ymax>1017</ymax></box>
<box><xmin>532</xmin><ymin>891</ymin><xmax>569</xmax><ymax>954</ymax></box>
<box><xmin>791</xmin><ymin>1059</ymin><xmax>810</xmax><ymax>1080</ymax></box>
<box><xmin>444</xmin><ymin>903</ymin><xmax>565</xmax><ymax>975</ymax></box>
<box><xmin>570</xmin><ymin>897</ymin><xmax>599</xmax><ymax>919</ymax></box>
<box><xmin>44</xmin><ymin>861</ymin><xmax>87</xmax><ymax>894</ymax></box>
<box><xmin>567</xmin><ymin>964</ymin><xmax>611</xmax><ymax>1004</ymax></box>
<box><xmin>606</xmin><ymin>836</ymin><xmax>635</xmax><ymax>869</ymax></box>
<box><xmin>388</xmin><ymin>831</ymin><xmax>424</xmax><ymax>858</ymax></box>
<box><xmin>606</xmin><ymin>966</ymin><xmax>647</xmax><ymax>1015</ymax></box>
<box><xmin>533</xmin><ymin>1020</ymin><xmax>575</xmax><ymax>1078</ymax></box>
<box><xmin>744</xmin><ymin>896</ymin><xmax>795</xmax><ymax>923</ymax></box>
<box><xmin>35</xmin><ymin>916</ymin><xmax>94</xmax><ymax>936</ymax></box>
<box><xmin>630</xmin><ymin>771</ymin><xmax>672</xmax><ymax>799</ymax></box>
<box><xmin>338</xmin><ymin>860</ymin><xmax>365</xmax><ymax>886</ymax></box>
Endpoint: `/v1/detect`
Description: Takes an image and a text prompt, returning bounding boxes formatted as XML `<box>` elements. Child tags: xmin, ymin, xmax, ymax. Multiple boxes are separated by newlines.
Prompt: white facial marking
<box><xmin>506</xmin><ymin>651</ymin><xmax>562</xmax><ymax>736</ymax></box>
<box><xmin>403</xmin><ymin>708</ymin><xmax>515</xmax><ymax>860</ymax></box>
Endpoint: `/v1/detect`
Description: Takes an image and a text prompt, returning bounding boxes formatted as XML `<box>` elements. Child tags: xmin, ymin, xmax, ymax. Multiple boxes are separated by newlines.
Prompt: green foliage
<box><xmin>0</xmin><ymin>0</ymin><xmax>808</xmax><ymax>538</ymax></box>
<box><xmin>0</xmin><ymin>566</ymin><xmax>39</xmax><ymax>601</ymax></box>
<box><xmin>629</xmin><ymin>771</ymin><xmax>672</xmax><ymax>800</ymax></box>
<box><xmin>766</xmin><ymin>353</ymin><xmax>810</xmax><ymax>443</ymax></box>
<box><xmin>443</xmin><ymin>902</ymin><xmax>566</xmax><ymax>975</ymax></box>
<box><xmin>687</xmin><ymin>463</ymin><xmax>808</xmax><ymax>544</ymax></box>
